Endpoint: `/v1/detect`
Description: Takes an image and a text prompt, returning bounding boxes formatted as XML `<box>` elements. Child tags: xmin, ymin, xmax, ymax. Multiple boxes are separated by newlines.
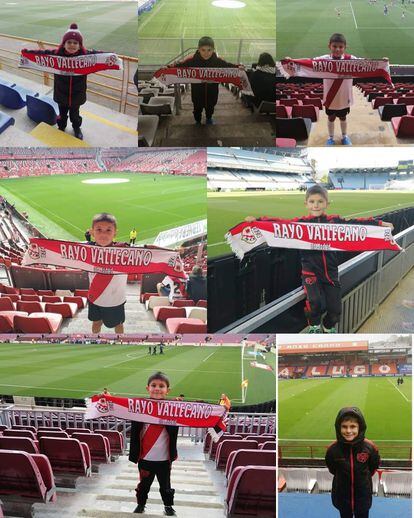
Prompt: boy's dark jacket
<box><xmin>248</xmin><ymin>68</ymin><xmax>276</xmax><ymax>105</ymax></box>
<box><xmin>325</xmin><ymin>407</ymin><xmax>380</xmax><ymax>514</ymax></box>
<box><xmin>128</xmin><ymin>421</ymin><xmax>178</xmax><ymax>464</ymax></box>
<box><xmin>24</xmin><ymin>47</ymin><xmax>98</xmax><ymax>106</ymax></box>
<box><xmin>261</xmin><ymin>214</ymin><xmax>383</xmax><ymax>285</ymax></box>
<box><xmin>175</xmin><ymin>51</ymin><xmax>236</xmax><ymax>108</ymax></box>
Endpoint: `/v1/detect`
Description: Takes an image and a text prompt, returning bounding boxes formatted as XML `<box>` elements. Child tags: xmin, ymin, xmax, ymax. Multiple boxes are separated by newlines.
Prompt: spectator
<box><xmin>248</xmin><ymin>53</ymin><xmax>276</xmax><ymax>107</ymax></box>
<box><xmin>186</xmin><ymin>265</ymin><xmax>207</xmax><ymax>303</ymax></box>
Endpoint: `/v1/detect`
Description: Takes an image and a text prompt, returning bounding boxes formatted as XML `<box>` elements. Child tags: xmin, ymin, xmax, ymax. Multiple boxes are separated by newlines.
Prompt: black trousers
<box><xmin>58</xmin><ymin>104</ymin><xmax>82</xmax><ymax>129</ymax></box>
<box><xmin>136</xmin><ymin>459</ymin><xmax>174</xmax><ymax>506</ymax></box>
<box><xmin>302</xmin><ymin>274</ymin><xmax>341</xmax><ymax>327</ymax></box>
<box><xmin>193</xmin><ymin>100</ymin><xmax>215</xmax><ymax>122</ymax></box>
<box><xmin>340</xmin><ymin>510</ymin><xmax>369</xmax><ymax>518</ymax></box>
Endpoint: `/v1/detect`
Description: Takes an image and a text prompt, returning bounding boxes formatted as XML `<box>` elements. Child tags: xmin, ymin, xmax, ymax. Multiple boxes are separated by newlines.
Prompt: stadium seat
<box><xmin>39</xmin><ymin>437</ymin><xmax>91</xmax><ymax>476</ymax></box>
<box><xmin>20</xmin><ymin>288</ymin><xmax>37</xmax><ymax>295</ymax></box>
<box><xmin>397</xmin><ymin>96</ymin><xmax>414</xmax><ymax>105</ymax></box>
<box><xmin>172</xmin><ymin>299</ymin><xmax>195</xmax><ymax>307</ymax></box>
<box><xmin>146</xmin><ymin>296</ymin><xmax>170</xmax><ymax>310</ymax></box>
<box><xmin>14</xmin><ymin>313</ymin><xmax>63</xmax><ymax>333</ymax></box>
<box><xmin>0</xmin><ymin>450</ymin><xmax>56</xmax><ymax>503</ymax></box>
<box><xmin>276</xmin><ymin>105</ymin><xmax>292</xmax><ymax>118</ymax></box>
<box><xmin>11</xmin><ymin>425</ymin><xmax>37</xmax><ymax>433</ymax></box>
<box><xmin>74</xmin><ymin>289</ymin><xmax>89</xmax><ymax>298</ymax></box>
<box><xmin>276</xmin><ymin>117</ymin><xmax>312</xmax><ymax>141</ymax></box>
<box><xmin>278</xmin><ymin>468</ymin><xmax>317</xmax><ymax>493</ymax></box>
<box><xmin>3</xmin><ymin>286</ymin><xmax>19</xmax><ymax>295</ymax></box>
<box><xmin>42</xmin><ymin>295</ymin><xmax>62</xmax><ymax>303</ymax></box>
<box><xmin>26</xmin><ymin>94</ymin><xmax>58</xmax><ymax>125</ymax></box>
<box><xmin>49</xmin><ymin>270</ymin><xmax>89</xmax><ymax>291</ymax></box>
<box><xmin>72</xmin><ymin>433</ymin><xmax>111</xmax><ymax>463</ymax></box>
<box><xmin>315</xmin><ymin>468</ymin><xmax>334</xmax><ymax>492</ymax></box>
<box><xmin>37</xmin><ymin>431</ymin><xmax>69</xmax><ymax>439</ymax></box>
<box><xmin>257</xmin><ymin>101</ymin><xmax>276</xmax><ymax>115</ymax></box>
<box><xmin>37</xmin><ymin>427</ymin><xmax>63</xmax><ymax>432</ymax></box>
<box><xmin>208</xmin><ymin>434</ymin><xmax>242</xmax><ymax>460</ymax></box>
<box><xmin>245</xmin><ymin>435</ymin><xmax>276</xmax><ymax>445</ymax></box>
<box><xmin>138</xmin><ymin>115</ymin><xmax>159</xmax><ymax>147</ymax></box>
<box><xmin>152</xmin><ymin>306</ymin><xmax>186</xmax><ymax>322</ymax></box>
<box><xmin>63</xmin><ymin>296</ymin><xmax>86</xmax><ymax>309</ymax></box>
<box><xmin>16</xmin><ymin>300</ymin><xmax>44</xmax><ymax>314</ymax></box>
<box><xmin>94</xmin><ymin>429</ymin><xmax>124</xmax><ymax>455</ymax></box>
<box><xmin>37</xmin><ymin>290</ymin><xmax>54</xmax><ymax>297</ymax></box>
<box><xmin>215</xmin><ymin>439</ymin><xmax>258</xmax><ymax>470</ymax></box>
<box><xmin>185</xmin><ymin>307</ymin><xmax>207</xmax><ymax>322</ymax></box>
<box><xmin>279</xmin><ymin>98</ymin><xmax>300</xmax><ymax>107</ymax></box>
<box><xmin>165</xmin><ymin>317</ymin><xmax>207</xmax><ymax>334</ymax></box>
<box><xmin>378</xmin><ymin>103</ymin><xmax>407</xmax><ymax>121</ymax></box>
<box><xmin>9</xmin><ymin>265</ymin><xmax>48</xmax><ymax>291</ymax></box>
<box><xmin>65</xmin><ymin>428</ymin><xmax>92</xmax><ymax>436</ymax></box>
<box><xmin>0</xmin><ymin>436</ymin><xmax>39</xmax><ymax>454</ymax></box>
<box><xmin>381</xmin><ymin>470</ymin><xmax>412</xmax><ymax>496</ymax></box>
<box><xmin>260</xmin><ymin>441</ymin><xmax>277</xmax><ymax>450</ymax></box>
<box><xmin>196</xmin><ymin>299</ymin><xmax>207</xmax><ymax>308</ymax></box>
<box><xmin>44</xmin><ymin>302</ymin><xmax>78</xmax><ymax>318</ymax></box>
<box><xmin>225</xmin><ymin>449</ymin><xmax>276</xmax><ymax>480</ymax></box>
<box><xmin>1</xmin><ymin>293</ymin><xmax>19</xmax><ymax>303</ymax></box>
<box><xmin>3</xmin><ymin>429</ymin><xmax>36</xmax><ymax>440</ymax></box>
<box><xmin>302</xmin><ymin>97</ymin><xmax>323</xmax><ymax>109</ymax></box>
<box><xmin>0</xmin><ymin>83</ymin><xmax>37</xmax><ymax>109</ymax></box>
<box><xmin>372</xmin><ymin>96</ymin><xmax>393</xmax><ymax>109</ymax></box>
<box><xmin>391</xmin><ymin>115</ymin><xmax>414</xmax><ymax>137</ymax></box>
<box><xmin>140</xmin><ymin>96</ymin><xmax>175</xmax><ymax>116</ymax></box>
<box><xmin>0</xmin><ymin>297</ymin><xmax>14</xmax><ymax>311</ymax></box>
<box><xmin>0</xmin><ymin>311</ymin><xmax>28</xmax><ymax>332</ymax></box>
<box><xmin>276</xmin><ymin>138</ymin><xmax>296</xmax><ymax>147</ymax></box>
<box><xmin>0</xmin><ymin>111</ymin><xmax>14</xmax><ymax>134</ymax></box>
<box><xmin>20</xmin><ymin>294</ymin><xmax>41</xmax><ymax>302</ymax></box>
<box><xmin>292</xmin><ymin>104</ymin><xmax>319</xmax><ymax>122</ymax></box>
<box><xmin>226</xmin><ymin>466</ymin><xmax>276</xmax><ymax>517</ymax></box>
<box><xmin>140</xmin><ymin>292</ymin><xmax>158</xmax><ymax>304</ymax></box>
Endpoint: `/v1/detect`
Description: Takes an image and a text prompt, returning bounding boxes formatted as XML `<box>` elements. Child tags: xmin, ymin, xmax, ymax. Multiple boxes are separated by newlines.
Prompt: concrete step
<box><xmin>116</xmin><ymin>475</ymin><xmax>215</xmax><ymax>487</ymax></box>
<box><xmin>95</xmin><ymin>487</ymin><xmax>222</xmax><ymax>505</ymax></box>
<box><xmin>108</xmin><ymin>484</ymin><xmax>218</xmax><ymax>496</ymax></box>
<box><xmin>77</xmin><ymin>504</ymin><xmax>225</xmax><ymax>518</ymax></box>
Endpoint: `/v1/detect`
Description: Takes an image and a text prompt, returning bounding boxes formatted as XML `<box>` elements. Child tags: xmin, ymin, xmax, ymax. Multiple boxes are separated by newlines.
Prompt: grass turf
<box><xmin>0</xmin><ymin>172</ymin><xmax>206</xmax><ymax>243</ymax></box>
<box><xmin>207</xmin><ymin>190</ymin><xmax>414</xmax><ymax>258</ymax></box>
<box><xmin>0</xmin><ymin>343</ymin><xmax>276</xmax><ymax>404</ymax></box>
<box><xmin>138</xmin><ymin>0</ymin><xmax>276</xmax><ymax>65</ymax></box>
<box><xmin>0</xmin><ymin>0</ymin><xmax>137</xmax><ymax>57</ymax></box>
<box><xmin>277</xmin><ymin>0</ymin><xmax>414</xmax><ymax>64</ymax></box>
<box><xmin>279</xmin><ymin>376</ymin><xmax>412</xmax><ymax>459</ymax></box>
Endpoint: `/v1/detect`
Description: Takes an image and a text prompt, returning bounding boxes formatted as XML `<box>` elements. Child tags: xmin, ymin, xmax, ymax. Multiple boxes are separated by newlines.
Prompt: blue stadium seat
<box><xmin>0</xmin><ymin>83</ymin><xmax>37</xmax><ymax>109</ymax></box>
<box><xmin>0</xmin><ymin>111</ymin><xmax>15</xmax><ymax>134</ymax></box>
<box><xmin>26</xmin><ymin>94</ymin><xmax>59</xmax><ymax>125</ymax></box>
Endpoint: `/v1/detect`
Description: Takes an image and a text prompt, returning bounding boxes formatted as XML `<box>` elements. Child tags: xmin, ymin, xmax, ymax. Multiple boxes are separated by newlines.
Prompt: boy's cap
<box><xmin>335</xmin><ymin>406</ymin><xmax>366</xmax><ymax>444</ymax></box>
<box><xmin>62</xmin><ymin>23</ymin><xmax>83</xmax><ymax>45</ymax></box>
<box><xmin>198</xmin><ymin>36</ymin><xmax>215</xmax><ymax>48</ymax></box>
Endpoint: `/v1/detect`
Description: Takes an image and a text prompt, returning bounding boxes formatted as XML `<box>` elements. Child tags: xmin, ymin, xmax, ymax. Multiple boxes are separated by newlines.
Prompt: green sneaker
<box><xmin>308</xmin><ymin>325</ymin><xmax>322</xmax><ymax>333</ymax></box>
<box><xmin>323</xmin><ymin>325</ymin><xmax>337</xmax><ymax>333</ymax></box>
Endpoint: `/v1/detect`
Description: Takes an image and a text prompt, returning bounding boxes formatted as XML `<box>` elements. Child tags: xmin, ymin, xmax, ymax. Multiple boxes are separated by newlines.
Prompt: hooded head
<box><xmin>335</xmin><ymin>407</ymin><xmax>366</xmax><ymax>445</ymax></box>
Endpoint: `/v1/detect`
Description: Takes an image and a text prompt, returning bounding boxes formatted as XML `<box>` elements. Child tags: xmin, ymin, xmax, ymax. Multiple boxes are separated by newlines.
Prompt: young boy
<box><xmin>325</xmin><ymin>407</ymin><xmax>380</xmax><ymax>518</ymax></box>
<box><xmin>173</xmin><ymin>36</ymin><xmax>238</xmax><ymax>125</ymax></box>
<box><xmin>88</xmin><ymin>213</ymin><xmax>128</xmax><ymax>334</ymax></box>
<box><xmin>246</xmin><ymin>185</ymin><xmax>394</xmax><ymax>332</ymax></box>
<box><xmin>129</xmin><ymin>372</ymin><xmax>178</xmax><ymax>516</ymax></box>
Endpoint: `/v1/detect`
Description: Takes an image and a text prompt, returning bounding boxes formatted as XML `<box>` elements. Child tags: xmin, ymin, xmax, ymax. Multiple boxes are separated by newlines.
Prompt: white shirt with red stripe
<box><xmin>140</xmin><ymin>424</ymin><xmax>170</xmax><ymax>461</ymax></box>
<box><xmin>315</xmin><ymin>54</ymin><xmax>358</xmax><ymax>110</ymax></box>
<box><xmin>88</xmin><ymin>272</ymin><xmax>127</xmax><ymax>307</ymax></box>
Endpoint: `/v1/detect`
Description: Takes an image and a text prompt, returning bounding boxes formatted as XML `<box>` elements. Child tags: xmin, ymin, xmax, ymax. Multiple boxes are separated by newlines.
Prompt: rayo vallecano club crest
<box><xmin>28</xmin><ymin>243</ymin><xmax>46</xmax><ymax>260</ymax></box>
<box><xmin>241</xmin><ymin>226</ymin><xmax>257</xmax><ymax>244</ymax></box>
<box><xmin>96</xmin><ymin>397</ymin><xmax>111</xmax><ymax>413</ymax></box>
<box><xmin>105</xmin><ymin>54</ymin><xmax>117</xmax><ymax>66</ymax></box>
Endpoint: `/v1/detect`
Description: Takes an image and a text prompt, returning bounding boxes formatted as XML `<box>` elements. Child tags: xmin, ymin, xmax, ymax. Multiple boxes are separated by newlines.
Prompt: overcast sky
<box><xmin>307</xmin><ymin>147</ymin><xmax>414</xmax><ymax>175</ymax></box>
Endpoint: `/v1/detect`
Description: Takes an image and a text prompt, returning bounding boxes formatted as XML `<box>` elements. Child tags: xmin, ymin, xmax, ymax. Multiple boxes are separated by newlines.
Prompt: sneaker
<box><xmin>308</xmin><ymin>325</ymin><xmax>322</xmax><ymax>333</ymax></box>
<box><xmin>133</xmin><ymin>504</ymin><xmax>146</xmax><ymax>513</ymax></box>
<box><xmin>74</xmin><ymin>128</ymin><xmax>83</xmax><ymax>140</ymax></box>
<box><xmin>326</xmin><ymin>137</ymin><xmax>335</xmax><ymax>145</ymax></box>
<box><xmin>323</xmin><ymin>325</ymin><xmax>337</xmax><ymax>333</ymax></box>
<box><xmin>164</xmin><ymin>506</ymin><xmax>176</xmax><ymax>516</ymax></box>
<box><xmin>206</xmin><ymin>118</ymin><xmax>215</xmax><ymax>125</ymax></box>
<box><xmin>194</xmin><ymin>120</ymin><xmax>202</xmax><ymax>126</ymax></box>
<box><xmin>341</xmin><ymin>135</ymin><xmax>352</xmax><ymax>145</ymax></box>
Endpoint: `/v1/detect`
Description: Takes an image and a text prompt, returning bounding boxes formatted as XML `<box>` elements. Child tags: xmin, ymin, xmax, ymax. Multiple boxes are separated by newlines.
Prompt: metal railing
<box><xmin>0</xmin><ymin>33</ymin><xmax>138</xmax><ymax>115</ymax></box>
<box><xmin>278</xmin><ymin>443</ymin><xmax>412</xmax><ymax>461</ymax></box>
<box><xmin>220</xmin><ymin>224</ymin><xmax>414</xmax><ymax>333</ymax></box>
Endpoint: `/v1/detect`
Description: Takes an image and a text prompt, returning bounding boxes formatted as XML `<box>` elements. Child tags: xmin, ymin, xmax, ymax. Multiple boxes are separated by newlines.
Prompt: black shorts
<box><xmin>88</xmin><ymin>301</ymin><xmax>125</xmax><ymax>328</ymax></box>
<box><xmin>325</xmin><ymin>107</ymin><xmax>350</xmax><ymax>118</ymax></box>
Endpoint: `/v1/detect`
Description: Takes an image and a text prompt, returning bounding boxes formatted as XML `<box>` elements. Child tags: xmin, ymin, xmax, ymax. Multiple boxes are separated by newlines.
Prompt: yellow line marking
<box><xmin>80</xmin><ymin>110</ymin><xmax>138</xmax><ymax>135</ymax></box>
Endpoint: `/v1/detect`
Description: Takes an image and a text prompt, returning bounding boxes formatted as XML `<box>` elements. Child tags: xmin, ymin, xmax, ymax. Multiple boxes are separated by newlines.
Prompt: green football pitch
<box><xmin>0</xmin><ymin>343</ymin><xmax>276</xmax><ymax>404</ymax></box>
<box><xmin>279</xmin><ymin>376</ymin><xmax>412</xmax><ymax>459</ymax></box>
<box><xmin>138</xmin><ymin>0</ymin><xmax>276</xmax><ymax>65</ymax></box>
<box><xmin>208</xmin><ymin>190</ymin><xmax>414</xmax><ymax>258</ymax></box>
<box><xmin>0</xmin><ymin>0</ymin><xmax>137</xmax><ymax>57</ymax></box>
<box><xmin>277</xmin><ymin>0</ymin><xmax>414</xmax><ymax>64</ymax></box>
<box><xmin>0</xmin><ymin>172</ymin><xmax>206</xmax><ymax>244</ymax></box>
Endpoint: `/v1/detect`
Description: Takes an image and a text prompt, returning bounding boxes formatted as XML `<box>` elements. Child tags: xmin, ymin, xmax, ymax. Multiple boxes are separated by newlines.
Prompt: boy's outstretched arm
<box><xmin>329</xmin><ymin>215</ymin><xmax>394</xmax><ymax>231</ymax></box>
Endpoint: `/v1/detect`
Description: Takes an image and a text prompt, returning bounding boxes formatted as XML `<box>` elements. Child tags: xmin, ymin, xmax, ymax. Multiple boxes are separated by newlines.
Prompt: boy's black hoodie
<box><xmin>325</xmin><ymin>407</ymin><xmax>380</xmax><ymax>514</ymax></box>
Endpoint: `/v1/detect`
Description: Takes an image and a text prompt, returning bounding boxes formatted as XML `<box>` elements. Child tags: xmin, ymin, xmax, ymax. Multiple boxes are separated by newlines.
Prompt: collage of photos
<box><xmin>0</xmin><ymin>1</ymin><xmax>412</xmax><ymax>518</ymax></box>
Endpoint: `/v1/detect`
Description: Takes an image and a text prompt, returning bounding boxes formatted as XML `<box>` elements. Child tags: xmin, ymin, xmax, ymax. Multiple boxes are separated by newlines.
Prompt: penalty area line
<box><xmin>387</xmin><ymin>378</ymin><xmax>410</xmax><ymax>403</ymax></box>
<box><xmin>350</xmin><ymin>1</ymin><xmax>358</xmax><ymax>29</ymax></box>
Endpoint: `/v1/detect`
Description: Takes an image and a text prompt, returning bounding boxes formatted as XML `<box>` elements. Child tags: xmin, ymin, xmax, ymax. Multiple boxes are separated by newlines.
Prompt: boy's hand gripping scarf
<box><xmin>226</xmin><ymin>219</ymin><xmax>402</xmax><ymax>259</ymax></box>
<box><xmin>277</xmin><ymin>58</ymin><xmax>392</xmax><ymax>85</ymax></box>
<box><xmin>153</xmin><ymin>67</ymin><xmax>254</xmax><ymax>95</ymax></box>
<box><xmin>86</xmin><ymin>394</ymin><xmax>227</xmax><ymax>431</ymax></box>
<box><xmin>20</xmin><ymin>50</ymin><xmax>123</xmax><ymax>76</ymax></box>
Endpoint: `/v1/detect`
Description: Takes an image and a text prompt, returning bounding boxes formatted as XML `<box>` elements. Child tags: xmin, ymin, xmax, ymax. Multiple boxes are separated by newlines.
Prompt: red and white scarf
<box><xmin>86</xmin><ymin>394</ymin><xmax>227</xmax><ymax>430</ymax></box>
<box><xmin>22</xmin><ymin>238</ymin><xmax>186</xmax><ymax>278</ymax></box>
<box><xmin>226</xmin><ymin>220</ymin><xmax>402</xmax><ymax>259</ymax></box>
<box><xmin>277</xmin><ymin>58</ymin><xmax>392</xmax><ymax>85</ymax></box>
<box><xmin>20</xmin><ymin>50</ymin><xmax>123</xmax><ymax>76</ymax></box>
<box><xmin>153</xmin><ymin>67</ymin><xmax>253</xmax><ymax>94</ymax></box>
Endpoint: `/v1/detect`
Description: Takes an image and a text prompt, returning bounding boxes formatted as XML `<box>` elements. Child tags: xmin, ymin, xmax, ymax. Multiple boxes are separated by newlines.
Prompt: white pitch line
<box><xmin>350</xmin><ymin>1</ymin><xmax>358</xmax><ymax>29</ymax></box>
<box><xmin>387</xmin><ymin>378</ymin><xmax>410</xmax><ymax>403</ymax></box>
<box><xmin>346</xmin><ymin>201</ymin><xmax>414</xmax><ymax>218</ymax></box>
<box><xmin>202</xmin><ymin>351</ymin><xmax>215</xmax><ymax>362</ymax></box>
<box><xmin>103</xmin><ymin>351</ymin><xmax>149</xmax><ymax>368</ymax></box>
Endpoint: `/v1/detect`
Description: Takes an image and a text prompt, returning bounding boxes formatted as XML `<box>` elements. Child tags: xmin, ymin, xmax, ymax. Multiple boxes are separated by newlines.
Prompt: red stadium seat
<box><xmin>292</xmin><ymin>104</ymin><xmax>319</xmax><ymax>122</ymax></box>
<box><xmin>391</xmin><ymin>115</ymin><xmax>414</xmax><ymax>137</ymax></box>
<box><xmin>74</xmin><ymin>289</ymin><xmax>89</xmax><ymax>297</ymax></box>
<box><xmin>41</xmin><ymin>296</ymin><xmax>62</xmax><ymax>303</ymax></box>
<box><xmin>19</xmin><ymin>288</ymin><xmax>36</xmax><ymax>295</ymax></box>
<box><xmin>215</xmin><ymin>439</ymin><xmax>258</xmax><ymax>470</ymax></box>
<box><xmin>172</xmin><ymin>299</ymin><xmax>195</xmax><ymax>307</ymax></box>
<box><xmin>0</xmin><ymin>450</ymin><xmax>56</xmax><ymax>502</ymax></box>
<box><xmin>37</xmin><ymin>427</ymin><xmax>63</xmax><ymax>432</ymax></box>
<box><xmin>1</xmin><ymin>293</ymin><xmax>18</xmax><ymax>303</ymax></box>
<box><xmin>94</xmin><ymin>430</ymin><xmax>124</xmax><ymax>455</ymax></box>
<box><xmin>279</xmin><ymin>98</ymin><xmax>300</xmax><ymax>107</ymax></box>
<box><xmin>37</xmin><ymin>431</ymin><xmax>69</xmax><ymax>439</ymax></box>
<box><xmin>275</xmin><ymin>105</ymin><xmax>292</xmax><ymax>118</ymax></box>
<box><xmin>0</xmin><ymin>436</ymin><xmax>39</xmax><ymax>454</ymax></box>
<box><xmin>11</xmin><ymin>425</ymin><xmax>37</xmax><ymax>433</ymax></box>
<box><xmin>397</xmin><ymin>96</ymin><xmax>414</xmax><ymax>105</ymax></box>
<box><xmin>20</xmin><ymin>294</ymin><xmax>41</xmax><ymax>302</ymax></box>
<box><xmin>72</xmin><ymin>433</ymin><xmax>111</xmax><ymax>463</ymax></box>
<box><xmin>14</xmin><ymin>313</ymin><xmax>63</xmax><ymax>333</ymax></box>
<box><xmin>245</xmin><ymin>435</ymin><xmax>276</xmax><ymax>445</ymax></box>
<box><xmin>276</xmin><ymin>138</ymin><xmax>297</xmax><ymax>147</ymax></box>
<box><xmin>3</xmin><ymin>429</ymin><xmax>36</xmax><ymax>440</ymax></box>
<box><xmin>225</xmin><ymin>449</ymin><xmax>276</xmax><ymax>480</ymax></box>
<box><xmin>196</xmin><ymin>299</ymin><xmax>207</xmax><ymax>308</ymax></box>
<box><xmin>152</xmin><ymin>306</ymin><xmax>186</xmax><ymax>322</ymax></box>
<box><xmin>140</xmin><ymin>292</ymin><xmax>158</xmax><ymax>304</ymax></box>
<box><xmin>37</xmin><ymin>290</ymin><xmax>54</xmax><ymax>297</ymax></box>
<box><xmin>39</xmin><ymin>437</ymin><xmax>91</xmax><ymax>476</ymax></box>
<box><xmin>63</xmin><ymin>296</ymin><xmax>86</xmax><ymax>309</ymax></box>
<box><xmin>16</xmin><ymin>300</ymin><xmax>44</xmax><ymax>314</ymax></box>
<box><xmin>165</xmin><ymin>317</ymin><xmax>207</xmax><ymax>334</ymax></box>
<box><xmin>4</xmin><ymin>286</ymin><xmax>19</xmax><ymax>295</ymax></box>
<box><xmin>0</xmin><ymin>297</ymin><xmax>14</xmax><ymax>311</ymax></box>
<box><xmin>65</xmin><ymin>428</ymin><xmax>92</xmax><ymax>436</ymax></box>
<box><xmin>44</xmin><ymin>302</ymin><xmax>78</xmax><ymax>318</ymax></box>
<box><xmin>226</xmin><ymin>466</ymin><xmax>276</xmax><ymax>517</ymax></box>
<box><xmin>302</xmin><ymin>97</ymin><xmax>323</xmax><ymax>109</ymax></box>
<box><xmin>260</xmin><ymin>441</ymin><xmax>277</xmax><ymax>450</ymax></box>
<box><xmin>208</xmin><ymin>434</ymin><xmax>242</xmax><ymax>460</ymax></box>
